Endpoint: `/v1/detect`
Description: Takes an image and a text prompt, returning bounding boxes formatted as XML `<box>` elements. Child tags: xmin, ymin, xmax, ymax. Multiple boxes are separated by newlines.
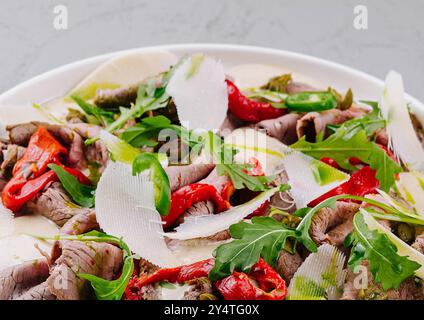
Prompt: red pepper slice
<box><xmin>163</xmin><ymin>184</ymin><xmax>231</xmax><ymax>229</ymax></box>
<box><xmin>2</xmin><ymin>166</ymin><xmax>90</xmax><ymax>212</ymax></box>
<box><xmin>308</xmin><ymin>166</ymin><xmax>379</xmax><ymax>207</ymax></box>
<box><xmin>12</xmin><ymin>127</ymin><xmax>67</xmax><ymax>178</ymax></box>
<box><xmin>2</xmin><ymin>127</ymin><xmax>90</xmax><ymax>212</ymax></box>
<box><xmin>215</xmin><ymin>258</ymin><xmax>287</xmax><ymax>300</ymax></box>
<box><xmin>226</xmin><ymin>80</ymin><xmax>287</xmax><ymax>123</ymax></box>
<box><xmin>124</xmin><ymin>258</ymin><xmax>286</xmax><ymax>301</ymax></box>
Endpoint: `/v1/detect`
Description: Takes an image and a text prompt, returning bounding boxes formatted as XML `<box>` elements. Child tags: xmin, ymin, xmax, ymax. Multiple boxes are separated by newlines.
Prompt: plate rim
<box><xmin>1</xmin><ymin>43</ymin><xmax>423</xmax><ymax>111</ymax></box>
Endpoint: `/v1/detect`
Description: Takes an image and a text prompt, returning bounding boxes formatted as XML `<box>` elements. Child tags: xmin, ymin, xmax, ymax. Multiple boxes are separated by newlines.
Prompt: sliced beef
<box><xmin>269</xmin><ymin>170</ymin><xmax>296</xmax><ymax>213</ymax></box>
<box><xmin>0</xmin><ymin>144</ymin><xmax>26</xmax><ymax>179</ymax></box>
<box><xmin>296</xmin><ymin>105</ymin><xmax>369</xmax><ymax>142</ymax></box>
<box><xmin>286</xmin><ymin>82</ymin><xmax>320</xmax><ymax>94</ymax></box>
<box><xmin>255</xmin><ymin>113</ymin><xmax>301</xmax><ymax>145</ymax></box>
<box><xmin>6</xmin><ymin>122</ymin><xmax>86</xmax><ymax>169</ymax></box>
<box><xmin>0</xmin><ymin>259</ymin><xmax>50</xmax><ymax>300</ymax></box>
<box><xmin>7</xmin><ymin>122</ymin><xmax>45</xmax><ymax>146</ymax></box>
<box><xmin>25</xmin><ymin>182</ymin><xmax>91</xmax><ymax>226</ymax></box>
<box><xmin>412</xmin><ymin>234</ymin><xmax>424</xmax><ymax>254</ymax></box>
<box><xmin>15</xmin><ymin>282</ymin><xmax>56</xmax><ymax>300</ymax></box>
<box><xmin>183</xmin><ymin>278</ymin><xmax>216</xmax><ymax>300</ymax></box>
<box><xmin>179</xmin><ymin>169</ymin><xmax>231</xmax><ymax>223</ymax></box>
<box><xmin>342</xmin><ymin>261</ymin><xmax>424</xmax><ymax>300</ymax></box>
<box><xmin>410</xmin><ymin>112</ymin><xmax>424</xmax><ymax>147</ymax></box>
<box><xmin>166</xmin><ymin>163</ymin><xmax>215</xmax><ymax>192</ymax></box>
<box><xmin>219</xmin><ymin>114</ymin><xmax>245</xmax><ymax>136</ymax></box>
<box><xmin>60</xmin><ymin>210</ymin><xmax>99</xmax><ymax>235</ymax></box>
<box><xmin>94</xmin><ymin>85</ymin><xmax>138</xmax><ymax>110</ymax></box>
<box><xmin>47</xmin><ymin>240</ymin><xmax>123</xmax><ymax>300</ymax></box>
<box><xmin>310</xmin><ymin>201</ymin><xmax>360</xmax><ymax>246</ymax></box>
<box><xmin>68</xmin><ymin>123</ymin><xmax>108</xmax><ymax>171</ymax></box>
<box><xmin>275</xmin><ymin>250</ymin><xmax>303</xmax><ymax>284</ymax></box>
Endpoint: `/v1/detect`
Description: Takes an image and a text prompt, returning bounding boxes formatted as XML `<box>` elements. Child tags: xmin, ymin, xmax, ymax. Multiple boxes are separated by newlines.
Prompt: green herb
<box><xmin>205</xmin><ymin>132</ymin><xmax>276</xmax><ymax>192</ymax></box>
<box><xmin>159</xmin><ymin>281</ymin><xmax>177</xmax><ymax>289</ymax></box>
<box><xmin>132</xmin><ymin>153</ymin><xmax>171</xmax><ymax>215</ymax></box>
<box><xmin>211</xmin><ymin>193</ymin><xmax>420</xmax><ymax>281</ymax></box>
<box><xmin>48</xmin><ymin>164</ymin><xmax>95</xmax><ymax>208</ymax></box>
<box><xmin>291</xmin><ymin>128</ymin><xmax>401</xmax><ymax>192</ymax></box>
<box><xmin>36</xmin><ymin>230</ymin><xmax>134</xmax><ymax>300</ymax></box>
<box><xmin>209</xmin><ymin>216</ymin><xmax>297</xmax><ymax>281</ymax></box>
<box><xmin>347</xmin><ymin>211</ymin><xmax>420</xmax><ymax>290</ymax></box>
<box><xmin>71</xmin><ymin>95</ymin><xmax>114</xmax><ymax>126</ymax></box>
<box><xmin>327</xmin><ymin>101</ymin><xmax>386</xmax><ymax>137</ymax></box>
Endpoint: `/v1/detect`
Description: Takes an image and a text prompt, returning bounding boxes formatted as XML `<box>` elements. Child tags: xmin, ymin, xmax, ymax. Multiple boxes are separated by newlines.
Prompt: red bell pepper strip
<box><xmin>215</xmin><ymin>258</ymin><xmax>287</xmax><ymax>300</ymax></box>
<box><xmin>12</xmin><ymin>127</ymin><xmax>67</xmax><ymax>178</ymax></box>
<box><xmin>124</xmin><ymin>258</ymin><xmax>287</xmax><ymax>301</ymax></box>
<box><xmin>2</xmin><ymin>166</ymin><xmax>91</xmax><ymax>212</ymax></box>
<box><xmin>163</xmin><ymin>184</ymin><xmax>231</xmax><ymax>229</ymax></box>
<box><xmin>308</xmin><ymin>166</ymin><xmax>379</xmax><ymax>207</ymax></box>
<box><xmin>124</xmin><ymin>259</ymin><xmax>215</xmax><ymax>300</ymax></box>
<box><xmin>2</xmin><ymin>127</ymin><xmax>90</xmax><ymax>212</ymax></box>
<box><xmin>226</xmin><ymin>80</ymin><xmax>287</xmax><ymax>123</ymax></box>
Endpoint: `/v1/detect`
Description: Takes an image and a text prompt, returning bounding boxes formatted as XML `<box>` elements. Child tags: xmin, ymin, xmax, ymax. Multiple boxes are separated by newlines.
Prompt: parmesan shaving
<box><xmin>166</xmin><ymin>55</ymin><xmax>228</xmax><ymax>131</ymax></box>
<box><xmin>380</xmin><ymin>71</ymin><xmax>424</xmax><ymax>172</ymax></box>
<box><xmin>95</xmin><ymin>161</ymin><xmax>180</xmax><ymax>268</ymax></box>
<box><xmin>163</xmin><ymin>187</ymin><xmax>278</xmax><ymax>240</ymax></box>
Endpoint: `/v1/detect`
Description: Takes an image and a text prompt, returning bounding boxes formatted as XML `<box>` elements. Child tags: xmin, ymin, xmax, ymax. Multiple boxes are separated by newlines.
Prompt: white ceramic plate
<box><xmin>1</xmin><ymin>44</ymin><xmax>423</xmax><ymax>269</ymax></box>
<box><xmin>1</xmin><ymin>44</ymin><xmax>423</xmax><ymax>123</ymax></box>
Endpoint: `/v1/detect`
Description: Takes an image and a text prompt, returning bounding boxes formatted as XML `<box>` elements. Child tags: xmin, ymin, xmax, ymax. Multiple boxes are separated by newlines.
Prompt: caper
<box><xmin>397</xmin><ymin>223</ymin><xmax>414</xmax><ymax>243</ymax></box>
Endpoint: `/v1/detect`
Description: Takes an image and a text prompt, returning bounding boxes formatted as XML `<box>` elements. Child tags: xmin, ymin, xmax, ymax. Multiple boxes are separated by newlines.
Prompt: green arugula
<box><xmin>211</xmin><ymin>193</ymin><xmax>420</xmax><ymax>282</ymax></box>
<box><xmin>36</xmin><ymin>231</ymin><xmax>134</xmax><ymax>300</ymax></box>
<box><xmin>70</xmin><ymin>95</ymin><xmax>114</xmax><ymax>126</ymax></box>
<box><xmin>209</xmin><ymin>216</ymin><xmax>297</xmax><ymax>281</ymax></box>
<box><xmin>291</xmin><ymin>128</ymin><xmax>401</xmax><ymax>192</ymax></box>
<box><xmin>120</xmin><ymin>115</ymin><xmax>204</xmax><ymax>150</ymax></box>
<box><xmin>48</xmin><ymin>164</ymin><xmax>95</xmax><ymax>208</ymax></box>
<box><xmin>346</xmin><ymin>211</ymin><xmax>420</xmax><ymax>290</ymax></box>
<box><xmin>327</xmin><ymin>101</ymin><xmax>386</xmax><ymax>137</ymax></box>
<box><xmin>205</xmin><ymin>131</ymin><xmax>276</xmax><ymax>192</ymax></box>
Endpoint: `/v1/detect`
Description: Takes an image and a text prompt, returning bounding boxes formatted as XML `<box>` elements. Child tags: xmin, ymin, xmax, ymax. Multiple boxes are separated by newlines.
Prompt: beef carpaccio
<box><xmin>1</xmin><ymin>52</ymin><xmax>424</xmax><ymax>301</ymax></box>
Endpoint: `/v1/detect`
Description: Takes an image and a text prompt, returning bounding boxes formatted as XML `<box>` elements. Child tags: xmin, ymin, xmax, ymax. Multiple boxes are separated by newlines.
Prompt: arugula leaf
<box><xmin>209</xmin><ymin>217</ymin><xmax>297</xmax><ymax>281</ymax></box>
<box><xmin>327</xmin><ymin>101</ymin><xmax>386</xmax><ymax>137</ymax></box>
<box><xmin>210</xmin><ymin>193</ymin><xmax>422</xmax><ymax>282</ymax></box>
<box><xmin>48</xmin><ymin>164</ymin><xmax>95</xmax><ymax>208</ymax></box>
<box><xmin>291</xmin><ymin>128</ymin><xmax>401</xmax><ymax>191</ymax></box>
<box><xmin>70</xmin><ymin>95</ymin><xmax>114</xmax><ymax>126</ymax></box>
<box><xmin>348</xmin><ymin>211</ymin><xmax>420</xmax><ymax>290</ymax></box>
<box><xmin>36</xmin><ymin>231</ymin><xmax>134</xmax><ymax>300</ymax></box>
<box><xmin>204</xmin><ymin>131</ymin><xmax>277</xmax><ymax>192</ymax></box>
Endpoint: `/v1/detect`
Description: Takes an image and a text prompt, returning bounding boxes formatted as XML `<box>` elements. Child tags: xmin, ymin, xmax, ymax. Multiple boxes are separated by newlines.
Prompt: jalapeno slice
<box><xmin>285</xmin><ymin>92</ymin><xmax>337</xmax><ymax>112</ymax></box>
<box><xmin>132</xmin><ymin>153</ymin><xmax>171</xmax><ymax>216</ymax></box>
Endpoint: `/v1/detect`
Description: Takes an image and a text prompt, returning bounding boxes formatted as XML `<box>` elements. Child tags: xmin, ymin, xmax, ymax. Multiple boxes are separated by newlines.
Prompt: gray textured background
<box><xmin>1</xmin><ymin>0</ymin><xmax>423</xmax><ymax>100</ymax></box>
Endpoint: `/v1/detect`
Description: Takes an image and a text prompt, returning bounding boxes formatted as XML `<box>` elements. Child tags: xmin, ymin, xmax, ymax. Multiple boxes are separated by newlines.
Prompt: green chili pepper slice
<box><xmin>132</xmin><ymin>153</ymin><xmax>171</xmax><ymax>216</ymax></box>
<box><xmin>285</xmin><ymin>92</ymin><xmax>337</xmax><ymax>112</ymax></box>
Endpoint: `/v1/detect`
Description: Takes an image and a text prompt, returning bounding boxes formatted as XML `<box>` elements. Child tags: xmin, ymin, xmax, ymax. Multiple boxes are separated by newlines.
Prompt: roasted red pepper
<box><xmin>163</xmin><ymin>184</ymin><xmax>231</xmax><ymax>229</ymax></box>
<box><xmin>2</xmin><ymin>127</ymin><xmax>90</xmax><ymax>212</ymax></box>
<box><xmin>124</xmin><ymin>258</ymin><xmax>287</xmax><ymax>301</ymax></box>
<box><xmin>308</xmin><ymin>166</ymin><xmax>379</xmax><ymax>207</ymax></box>
<box><xmin>226</xmin><ymin>80</ymin><xmax>287</xmax><ymax>123</ymax></box>
<box><xmin>124</xmin><ymin>259</ymin><xmax>215</xmax><ymax>300</ymax></box>
<box><xmin>12</xmin><ymin>127</ymin><xmax>67</xmax><ymax>178</ymax></box>
<box><xmin>215</xmin><ymin>258</ymin><xmax>287</xmax><ymax>300</ymax></box>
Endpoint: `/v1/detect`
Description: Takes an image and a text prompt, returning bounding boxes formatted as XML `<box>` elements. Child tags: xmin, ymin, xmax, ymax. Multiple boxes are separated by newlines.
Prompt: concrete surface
<box><xmin>0</xmin><ymin>0</ymin><xmax>423</xmax><ymax>100</ymax></box>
